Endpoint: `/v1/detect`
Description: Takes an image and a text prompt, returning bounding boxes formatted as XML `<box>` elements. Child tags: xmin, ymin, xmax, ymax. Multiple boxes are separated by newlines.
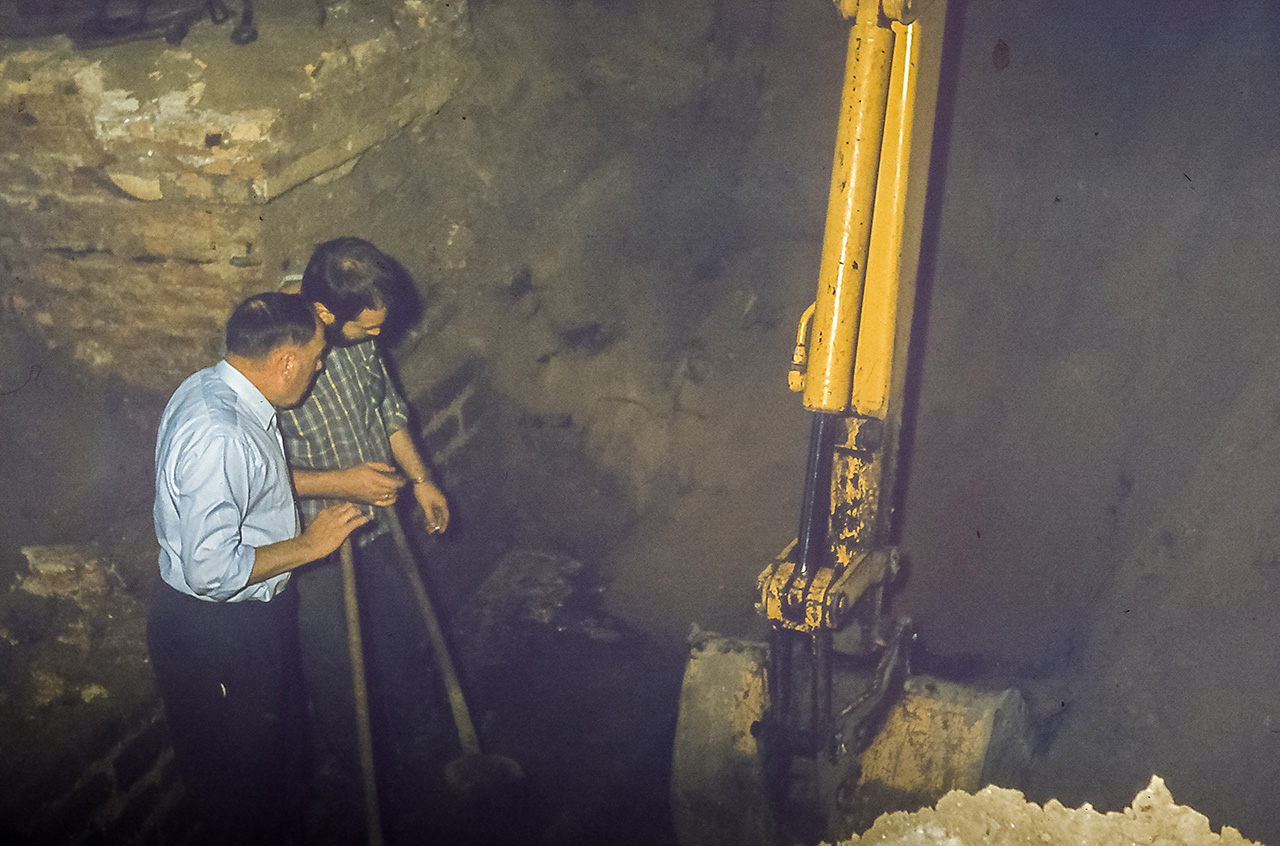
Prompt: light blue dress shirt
<box><xmin>154</xmin><ymin>360</ymin><xmax>299</xmax><ymax>602</ymax></box>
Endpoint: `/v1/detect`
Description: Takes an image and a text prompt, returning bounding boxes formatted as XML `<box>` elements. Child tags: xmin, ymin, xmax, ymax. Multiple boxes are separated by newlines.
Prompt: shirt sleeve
<box><xmin>173</xmin><ymin>433</ymin><xmax>260</xmax><ymax>601</ymax></box>
<box><xmin>374</xmin><ymin>349</ymin><xmax>410</xmax><ymax>436</ymax></box>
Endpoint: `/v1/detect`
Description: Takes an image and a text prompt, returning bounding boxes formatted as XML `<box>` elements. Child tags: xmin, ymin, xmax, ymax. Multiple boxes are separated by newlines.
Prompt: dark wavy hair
<box><xmin>225</xmin><ymin>292</ymin><xmax>318</xmax><ymax>359</ymax></box>
<box><xmin>300</xmin><ymin>237</ymin><xmax>411</xmax><ymax>325</ymax></box>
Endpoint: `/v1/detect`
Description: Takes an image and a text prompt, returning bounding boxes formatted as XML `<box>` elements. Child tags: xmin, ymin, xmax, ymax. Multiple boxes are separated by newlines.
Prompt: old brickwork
<box><xmin>25</xmin><ymin>706</ymin><xmax>193</xmax><ymax>846</ymax></box>
<box><xmin>0</xmin><ymin>0</ymin><xmax>474</xmax><ymax>389</ymax></box>
<box><xmin>3</xmin><ymin>543</ymin><xmax>179</xmax><ymax>844</ymax></box>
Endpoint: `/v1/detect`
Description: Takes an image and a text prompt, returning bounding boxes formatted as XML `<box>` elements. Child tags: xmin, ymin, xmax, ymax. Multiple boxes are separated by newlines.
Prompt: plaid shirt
<box><xmin>279</xmin><ymin>340</ymin><xmax>409</xmax><ymax>530</ymax></box>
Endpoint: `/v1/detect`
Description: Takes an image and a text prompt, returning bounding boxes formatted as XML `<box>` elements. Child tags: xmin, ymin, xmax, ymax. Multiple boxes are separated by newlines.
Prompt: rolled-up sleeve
<box><xmin>173</xmin><ymin>434</ymin><xmax>259</xmax><ymax>601</ymax></box>
<box><xmin>374</xmin><ymin>352</ymin><xmax>409</xmax><ymax>435</ymax></box>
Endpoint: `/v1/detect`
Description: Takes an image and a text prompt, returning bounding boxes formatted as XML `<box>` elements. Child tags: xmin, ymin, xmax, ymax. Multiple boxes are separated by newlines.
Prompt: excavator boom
<box><xmin>671</xmin><ymin>3</ymin><xmax>1033</xmax><ymax>843</ymax></box>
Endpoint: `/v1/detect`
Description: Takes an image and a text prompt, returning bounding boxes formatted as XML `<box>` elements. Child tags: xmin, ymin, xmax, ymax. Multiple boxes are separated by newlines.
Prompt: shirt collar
<box><xmin>215</xmin><ymin>359</ymin><xmax>277</xmax><ymax>432</ymax></box>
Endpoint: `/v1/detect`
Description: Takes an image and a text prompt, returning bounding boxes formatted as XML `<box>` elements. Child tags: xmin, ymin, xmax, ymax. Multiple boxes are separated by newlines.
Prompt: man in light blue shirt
<box><xmin>147</xmin><ymin>292</ymin><xmax>369</xmax><ymax>845</ymax></box>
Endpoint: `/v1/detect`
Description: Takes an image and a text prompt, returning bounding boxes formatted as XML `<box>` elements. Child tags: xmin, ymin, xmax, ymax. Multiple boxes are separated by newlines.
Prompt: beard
<box><xmin>324</xmin><ymin>321</ymin><xmax>360</xmax><ymax>347</ymax></box>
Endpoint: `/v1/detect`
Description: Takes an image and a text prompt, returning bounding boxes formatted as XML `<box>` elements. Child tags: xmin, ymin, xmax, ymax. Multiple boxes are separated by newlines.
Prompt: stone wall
<box><xmin>2</xmin><ymin>544</ymin><xmax>184</xmax><ymax>844</ymax></box>
<box><xmin>24</xmin><ymin>706</ymin><xmax>190</xmax><ymax>846</ymax></box>
<box><xmin>0</xmin><ymin>0</ymin><xmax>474</xmax><ymax>389</ymax></box>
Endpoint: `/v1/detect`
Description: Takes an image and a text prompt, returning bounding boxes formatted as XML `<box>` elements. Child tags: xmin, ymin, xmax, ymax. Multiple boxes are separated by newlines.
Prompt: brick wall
<box><xmin>416</xmin><ymin>356</ymin><xmax>486</xmax><ymax>471</ymax></box>
<box><xmin>0</xmin><ymin>0</ymin><xmax>473</xmax><ymax>389</ymax></box>
<box><xmin>406</xmin><ymin>357</ymin><xmax>511</xmax><ymax>603</ymax></box>
<box><xmin>3</xmin><ymin>544</ymin><xmax>184</xmax><ymax>844</ymax></box>
<box><xmin>25</xmin><ymin>707</ymin><xmax>194</xmax><ymax>846</ymax></box>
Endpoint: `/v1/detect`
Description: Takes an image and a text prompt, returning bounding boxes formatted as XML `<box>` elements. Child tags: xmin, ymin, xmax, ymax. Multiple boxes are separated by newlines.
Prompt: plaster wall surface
<box><xmin>892</xmin><ymin>2</ymin><xmax>1280</xmax><ymax>839</ymax></box>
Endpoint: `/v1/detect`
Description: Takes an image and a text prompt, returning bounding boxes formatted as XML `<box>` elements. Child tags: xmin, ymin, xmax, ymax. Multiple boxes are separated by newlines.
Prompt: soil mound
<box><xmin>840</xmin><ymin>776</ymin><xmax>1260</xmax><ymax>846</ymax></box>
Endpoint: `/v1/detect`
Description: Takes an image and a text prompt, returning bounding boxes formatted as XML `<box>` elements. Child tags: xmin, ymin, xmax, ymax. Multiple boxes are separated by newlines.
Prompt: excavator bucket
<box><xmin>670</xmin><ymin>631</ymin><xmax>777</xmax><ymax>846</ymax></box>
<box><xmin>858</xmin><ymin>677</ymin><xmax>1032</xmax><ymax>801</ymax></box>
<box><xmin>671</xmin><ymin>632</ymin><xmax>1032</xmax><ymax>845</ymax></box>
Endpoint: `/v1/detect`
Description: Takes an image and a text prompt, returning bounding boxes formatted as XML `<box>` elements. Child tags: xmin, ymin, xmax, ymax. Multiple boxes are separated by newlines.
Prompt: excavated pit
<box><xmin>3</xmin><ymin>0</ymin><xmax>1280</xmax><ymax>844</ymax></box>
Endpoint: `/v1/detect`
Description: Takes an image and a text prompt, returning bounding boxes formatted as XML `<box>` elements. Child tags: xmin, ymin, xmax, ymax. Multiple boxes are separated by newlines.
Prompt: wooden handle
<box><xmin>340</xmin><ymin>538</ymin><xmax>384</xmax><ymax>846</ymax></box>
<box><xmin>384</xmin><ymin>509</ymin><xmax>482</xmax><ymax>756</ymax></box>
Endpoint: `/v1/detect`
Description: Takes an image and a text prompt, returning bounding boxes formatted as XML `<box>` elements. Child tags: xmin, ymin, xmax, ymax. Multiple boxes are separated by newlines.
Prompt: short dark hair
<box><xmin>225</xmin><ymin>292</ymin><xmax>318</xmax><ymax>359</ymax></box>
<box><xmin>300</xmin><ymin>237</ymin><xmax>407</xmax><ymax>324</ymax></box>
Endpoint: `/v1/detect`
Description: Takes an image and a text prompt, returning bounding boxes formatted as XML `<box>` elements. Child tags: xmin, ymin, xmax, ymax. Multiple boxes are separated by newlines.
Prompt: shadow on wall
<box><xmin>398</xmin><ymin>352</ymin><xmax>645</xmax><ymax>607</ymax></box>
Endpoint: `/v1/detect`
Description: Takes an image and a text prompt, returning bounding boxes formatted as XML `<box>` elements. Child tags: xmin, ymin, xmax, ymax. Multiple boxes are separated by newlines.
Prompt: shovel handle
<box><xmin>384</xmin><ymin>508</ymin><xmax>483</xmax><ymax>757</ymax></box>
<box><xmin>340</xmin><ymin>539</ymin><xmax>385</xmax><ymax>846</ymax></box>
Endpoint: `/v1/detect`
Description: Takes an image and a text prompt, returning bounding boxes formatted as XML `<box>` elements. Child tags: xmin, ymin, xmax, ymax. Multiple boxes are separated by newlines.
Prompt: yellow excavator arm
<box><xmin>674</xmin><ymin>4</ymin><xmax>1033</xmax><ymax>844</ymax></box>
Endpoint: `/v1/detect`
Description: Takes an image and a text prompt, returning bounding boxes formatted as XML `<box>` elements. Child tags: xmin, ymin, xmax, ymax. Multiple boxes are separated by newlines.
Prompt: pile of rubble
<box><xmin>840</xmin><ymin>776</ymin><xmax>1260</xmax><ymax>846</ymax></box>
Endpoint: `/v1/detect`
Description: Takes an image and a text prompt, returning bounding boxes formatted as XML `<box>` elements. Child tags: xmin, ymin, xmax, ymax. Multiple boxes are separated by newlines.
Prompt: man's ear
<box><xmin>314</xmin><ymin>303</ymin><xmax>337</xmax><ymax>326</ymax></box>
<box><xmin>270</xmin><ymin>345</ymin><xmax>297</xmax><ymax>382</ymax></box>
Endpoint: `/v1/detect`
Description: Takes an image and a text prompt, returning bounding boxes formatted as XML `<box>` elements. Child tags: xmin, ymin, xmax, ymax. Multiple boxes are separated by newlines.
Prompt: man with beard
<box><xmin>277</xmin><ymin>237</ymin><xmax>452</xmax><ymax>841</ymax></box>
<box><xmin>149</xmin><ymin>292</ymin><xmax>369</xmax><ymax>845</ymax></box>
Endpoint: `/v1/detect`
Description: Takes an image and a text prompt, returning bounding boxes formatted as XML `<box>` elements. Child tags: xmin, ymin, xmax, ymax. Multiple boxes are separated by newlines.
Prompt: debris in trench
<box><xmin>454</xmin><ymin>549</ymin><xmax>624</xmax><ymax>671</ymax></box>
<box><xmin>835</xmin><ymin>775</ymin><xmax>1259</xmax><ymax>846</ymax></box>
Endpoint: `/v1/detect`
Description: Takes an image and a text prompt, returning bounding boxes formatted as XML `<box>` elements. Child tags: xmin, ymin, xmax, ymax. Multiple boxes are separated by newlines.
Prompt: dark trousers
<box><xmin>147</xmin><ymin>582</ymin><xmax>304</xmax><ymax>846</ymax></box>
<box><xmin>293</xmin><ymin>530</ymin><xmax>452</xmax><ymax>842</ymax></box>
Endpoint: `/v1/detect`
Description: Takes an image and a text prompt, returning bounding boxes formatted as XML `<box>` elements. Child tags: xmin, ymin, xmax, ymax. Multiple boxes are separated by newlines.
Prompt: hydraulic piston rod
<box><xmin>802</xmin><ymin>1</ymin><xmax>897</xmax><ymax>414</ymax></box>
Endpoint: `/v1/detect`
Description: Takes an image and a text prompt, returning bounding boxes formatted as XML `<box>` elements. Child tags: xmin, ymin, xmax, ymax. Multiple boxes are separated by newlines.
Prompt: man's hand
<box><xmin>303</xmin><ymin>503</ymin><xmax>371</xmax><ymax>558</ymax></box>
<box><xmin>413</xmin><ymin>481</ymin><xmax>450</xmax><ymax>534</ymax></box>
<box><xmin>248</xmin><ymin>502</ymin><xmax>371</xmax><ymax>584</ymax></box>
<box><xmin>339</xmin><ymin>462</ymin><xmax>406</xmax><ymax>506</ymax></box>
